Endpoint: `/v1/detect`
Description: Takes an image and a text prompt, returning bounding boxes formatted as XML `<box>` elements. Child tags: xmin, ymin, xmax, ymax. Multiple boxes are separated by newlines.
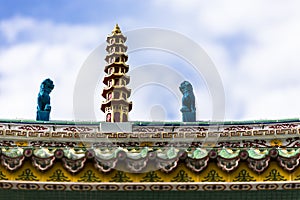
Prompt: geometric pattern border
<box><xmin>1</xmin><ymin>181</ymin><xmax>300</xmax><ymax>191</ymax></box>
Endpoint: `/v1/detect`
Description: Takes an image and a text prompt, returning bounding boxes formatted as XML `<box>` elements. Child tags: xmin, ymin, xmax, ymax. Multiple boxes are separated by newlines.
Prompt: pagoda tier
<box><xmin>104</xmin><ymin>62</ymin><xmax>129</xmax><ymax>73</ymax></box>
<box><xmin>105</xmin><ymin>43</ymin><xmax>128</xmax><ymax>52</ymax></box>
<box><xmin>102</xmin><ymin>73</ymin><xmax>130</xmax><ymax>85</ymax></box>
<box><xmin>105</xmin><ymin>53</ymin><xmax>128</xmax><ymax>64</ymax></box>
<box><xmin>101</xmin><ymin>99</ymin><xmax>132</xmax><ymax>112</ymax></box>
<box><xmin>101</xmin><ymin>24</ymin><xmax>132</xmax><ymax>122</ymax></box>
<box><xmin>101</xmin><ymin>85</ymin><xmax>131</xmax><ymax>99</ymax></box>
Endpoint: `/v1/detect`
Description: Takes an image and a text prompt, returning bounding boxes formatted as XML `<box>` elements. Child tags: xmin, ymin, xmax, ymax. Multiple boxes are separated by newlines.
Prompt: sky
<box><xmin>1</xmin><ymin>0</ymin><xmax>300</xmax><ymax>122</ymax></box>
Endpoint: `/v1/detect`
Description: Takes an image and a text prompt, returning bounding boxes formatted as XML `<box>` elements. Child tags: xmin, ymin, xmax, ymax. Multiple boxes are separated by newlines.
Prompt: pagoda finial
<box><xmin>112</xmin><ymin>24</ymin><xmax>121</xmax><ymax>34</ymax></box>
<box><xmin>101</xmin><ymin>25</ymin><xmax>132</xmax><ymax>122</ymax></box>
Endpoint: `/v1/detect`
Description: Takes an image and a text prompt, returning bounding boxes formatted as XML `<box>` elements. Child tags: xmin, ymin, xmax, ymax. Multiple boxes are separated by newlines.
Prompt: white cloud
<box><xmin>0</xmin><ymin>16</ymin><xmax>108</xmax><ymax>120</ymax></box>
<box><xmin>1</xmin><ymin>0</ymin><xmax>300</xmax><ymax>122</ymax></box>
<box><xmin>152</xmin><ymin>0</ymin><xmax>300</xmax><ymax>120</ymax></box>
<box><xmin>0</xmin><ymin>16</ymin><xmax>35</xmax><ymax>42</ymax></box>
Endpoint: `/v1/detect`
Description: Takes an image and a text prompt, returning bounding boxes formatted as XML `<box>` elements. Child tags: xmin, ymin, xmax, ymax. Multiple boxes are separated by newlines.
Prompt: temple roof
<box><xmin>1</xmin><ymin>118</ymin><xmax>300</xmax><ymax>192</ymax></box>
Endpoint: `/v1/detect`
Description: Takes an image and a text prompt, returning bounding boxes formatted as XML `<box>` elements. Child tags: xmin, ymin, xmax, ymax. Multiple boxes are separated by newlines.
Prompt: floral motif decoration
<box><xmin>264</xmin><ymin>169</ymin><xmax>287</xmax><ymax>181</ymax></box>
<box><xmin>233</xmin><ymin>169</ymin><xmax>256</xmax><ymax>182</ymax></box>
<box><xmin>109</xmin><ymin>171</ymin><xmax>132</xmax><ymax>182</ymax></box>
<box><xmin>16</xmin><ymin>168</ymin><xmax>39</xmax><ymax>181</ymax></box>
<box><xmin>78</xmin><ymin>170</ymin><xmax>101</xmax><ymax>182</ymax></box>
<box><xmin>140</xmin><ymin>171</ymin><xmax>163</xmax><ymax>182</ymax></box>
<box><xmin>171</xmin><ymin>170</ymin><xmax>194</xmax><ymax>182</ymax></box>
<box><xmin>47</xmin><ymin>169</ymin><xmax>70</xmax><ymax>182</ymax></box>
<box><xmin>202</xmin><ymin>170</ymin><xmax>225</xmax><ymax>182</ymax></box>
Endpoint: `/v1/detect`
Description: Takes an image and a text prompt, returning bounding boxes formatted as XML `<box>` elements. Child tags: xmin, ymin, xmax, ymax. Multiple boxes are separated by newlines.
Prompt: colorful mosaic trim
<box><xmin>1</xmin><ymin>181</ymin><xmax>300</xmax><ymax>191</ymax></box>
<box><xmin>1</xmin><ymin>146</ymin><xmax>300</xmax><ymax>173</ymax></box>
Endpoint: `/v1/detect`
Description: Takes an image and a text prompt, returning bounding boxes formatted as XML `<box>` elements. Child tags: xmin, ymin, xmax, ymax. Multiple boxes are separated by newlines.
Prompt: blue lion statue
<box><xmin>36</xmin><ymin>78</ymin><xmax>54</xmax><ymax>121</ymax></box>
<box><xmin>179</xmin><ymin>81</ymin><xmax>196</xmax><ymax>122</ymax></box>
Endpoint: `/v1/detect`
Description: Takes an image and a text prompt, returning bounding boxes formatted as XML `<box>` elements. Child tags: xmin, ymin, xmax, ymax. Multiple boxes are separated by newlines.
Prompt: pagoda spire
<box><xmin>101</xmin><ymin>24</ymin><xmax>132</xmax><ymax>122</ymax></box>
<box><xmin>112</xmin><ymin>23</ymin><xmax>121</xmax><ymax>34</ymax></box>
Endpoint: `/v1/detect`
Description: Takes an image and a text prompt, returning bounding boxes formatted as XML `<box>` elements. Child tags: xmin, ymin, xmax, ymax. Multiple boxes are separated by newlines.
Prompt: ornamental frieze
<box><xmin>0</xmin><ymin>146</ymin><xmax>298</xmax><ymax>174</ymax></box>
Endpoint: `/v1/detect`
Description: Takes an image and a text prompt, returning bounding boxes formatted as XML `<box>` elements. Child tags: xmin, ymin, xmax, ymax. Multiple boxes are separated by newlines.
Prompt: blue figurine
<box><xmin>36</xmin><ymin>78</ymin><xmax>54</xmax><ymax>121</ymax></box>
<box><xmin>179</xmin><ymin>81</ymin><xmax>196</xmax><ymax>122</ymax></box>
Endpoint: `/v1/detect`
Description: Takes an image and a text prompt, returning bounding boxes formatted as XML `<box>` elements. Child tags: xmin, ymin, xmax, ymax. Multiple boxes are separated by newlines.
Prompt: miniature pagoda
<box><xmin>101</xmin><ymin>24</ymin><xmax>132</xmax><ymax>122</ymax></box>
